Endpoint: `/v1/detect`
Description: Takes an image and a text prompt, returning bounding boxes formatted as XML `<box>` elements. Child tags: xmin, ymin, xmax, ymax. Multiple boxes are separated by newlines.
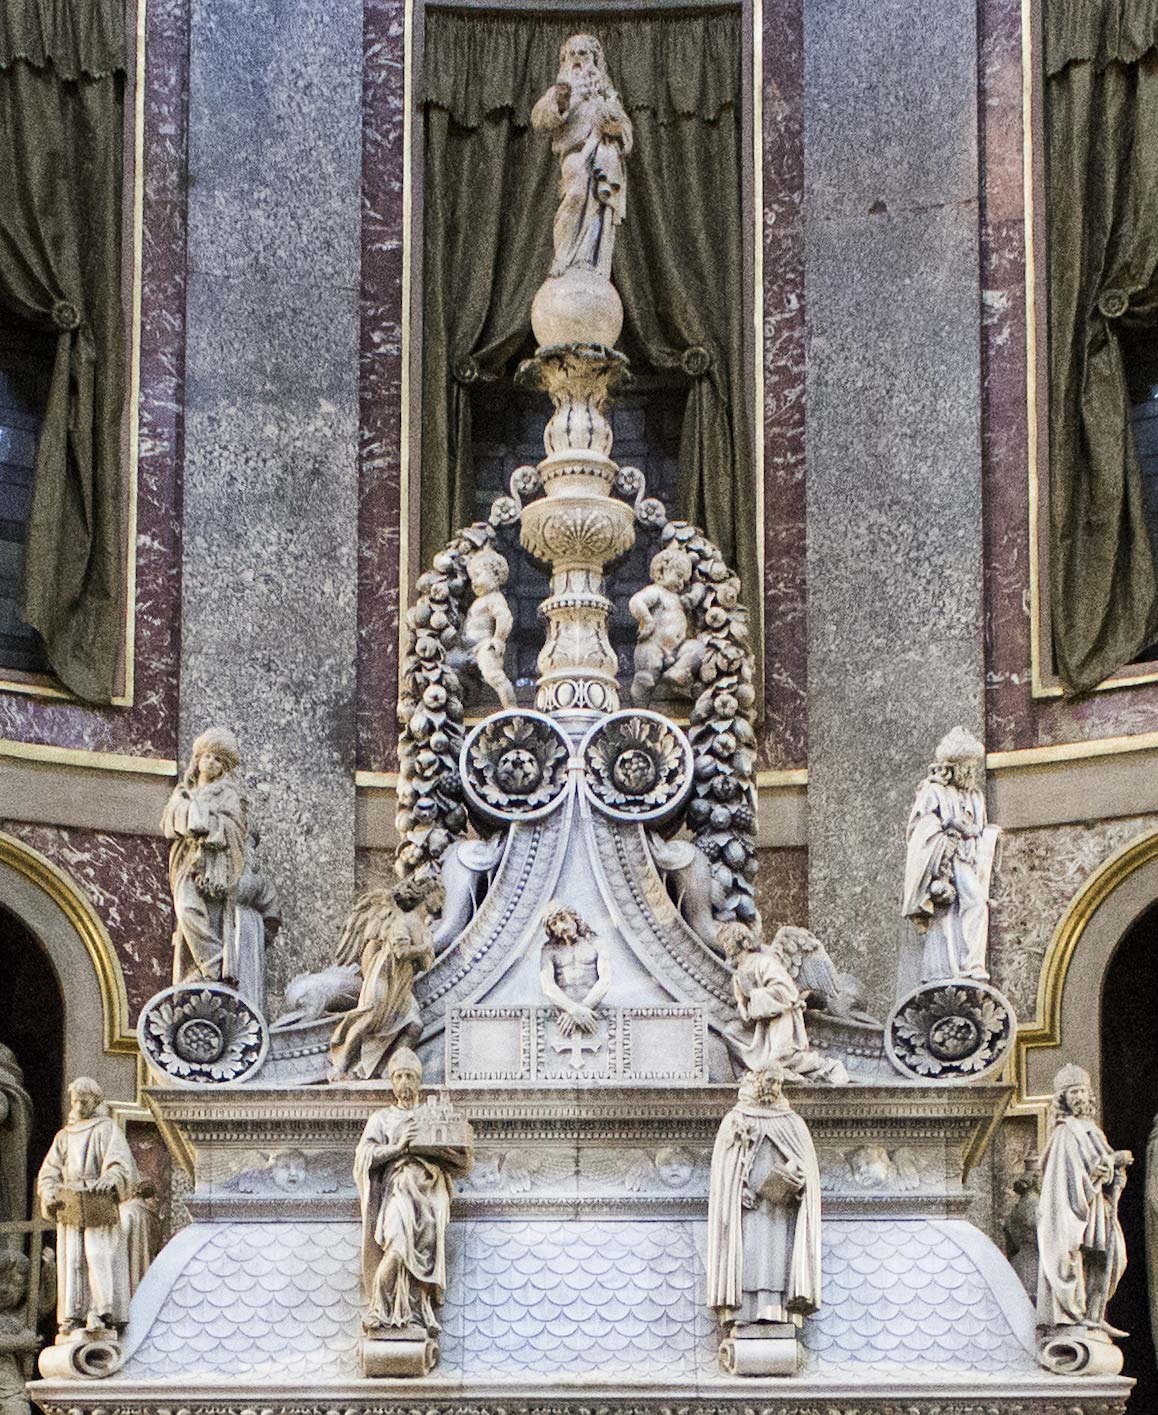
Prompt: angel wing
<box><xmin>334</xmin><ymin>889</ymin><xmax>398</xmax><ymax>968</ymax></box>
<box><xmin>772</xmin><ymin>925</ymin><xmax>842</xmax><ymax>1001</ymax></box>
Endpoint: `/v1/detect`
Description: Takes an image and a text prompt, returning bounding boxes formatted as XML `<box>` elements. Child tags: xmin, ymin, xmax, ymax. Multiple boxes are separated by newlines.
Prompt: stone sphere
<box><xmin>531</xmin><ymin>269</ymin><xmax>623</xmax><ymax>349</ymax></box>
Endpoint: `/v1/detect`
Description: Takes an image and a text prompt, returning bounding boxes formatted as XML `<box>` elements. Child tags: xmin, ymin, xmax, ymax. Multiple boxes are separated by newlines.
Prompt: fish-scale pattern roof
<box><xmin>119</xmin><ymin>1216</ymin><xmax>1033</xmax><ymax>1382</ymax></box>
<box><xmin>123</xmin><ymin>1223</ymin><xmax>362</xmax><ymax>1381</ymax></box>
<box><xmin>440</xmin><ymin>1219</ymin><xmax>710</xmax><ymax>1375</ymax></box>
<box><xmin>804</xmin><ymin>1219</ymin><xmax>1035</xmax><ymax>1373</ymax></box>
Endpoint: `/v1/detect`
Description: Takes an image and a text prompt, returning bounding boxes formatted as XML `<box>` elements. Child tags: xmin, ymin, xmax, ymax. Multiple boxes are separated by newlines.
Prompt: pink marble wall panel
<box><xmin>0</xmin><ymin>0</ymin><xmax>186</xmax><ymax>759</ymax></box>
<box><xmin>0</xmin><ymin>822</ymin><xmax>172</xmax><ymax>1021</ymax></box>
<box><xmin>760</xmin><ymin>0</ymin><xmax>807</xmax><ymax>770</ymax></box>
<box><xmin>981</xmin><ymin>0</ymin><xmax>1158</xmax><ymax>749</ymax></box>
<box><xmin>358</xmin><ymin>0</ymin><xmax>406</xmax><ymax>773</ymax></box>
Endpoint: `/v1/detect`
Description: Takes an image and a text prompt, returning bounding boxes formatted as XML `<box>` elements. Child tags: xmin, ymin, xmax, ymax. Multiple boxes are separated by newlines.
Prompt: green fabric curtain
<box><xmin>420</xmin><ymin>9</ymin><xmax>755</xmax><ymax>619</ymax></box>
<box><xmin>0</xmin><ymin>0</ymin><xmax>126</xmax><ymax>702</ymax></box>
<box><xmin>1046</xmin><ymin>0</ymin><xmax>1158</xmax><ymax>691</ymax></box>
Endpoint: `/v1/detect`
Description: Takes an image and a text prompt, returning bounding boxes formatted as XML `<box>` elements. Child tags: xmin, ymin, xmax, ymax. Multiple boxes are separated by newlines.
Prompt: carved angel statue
<box><xmin>329</xmin><ymin>876</ymin><xmax>444</xmax><ymax>1082</ymax></box>
<box><xmin>447</xmin><ymin>547</ymin><xmax>516</xmax><ymax>709</ymax></box>
<box><xmin>531</xmin><ymin>33</ymin><xmax>633</xmax><ymax>279</ymax></box>
<box><xmin>902</xmin><ymin>726</ymin><xmax>1000</xmax><ymax>984</ymax></box>
<box><xmin>771</xmin><ymin>926</ymin><xmax>878</xmax><ymax>1024</ymax></box>
<box><xmin>1037</xmin><ymin>1065</ymin><xmax>1130</xmax><ymax>1339</ymax></box>
<box><xmin>629</xmin><ymin>546</ymin><xmax>704</xmax><ymax>706</ymax></box>
<box><xmin>538</xmin><ymin>901</ymin><xmax>611</xmax><ymax>1038</ymax></box>
<box><xmin>722</xmin><ymin>921</ymin><xmax>849</xmax><ymax>1085</ymax></box>
<box><xmin>162</xmin><ymin>726</ymin><xmax>248</xmax><ymax>986</ymax></box>
<box><xmin>707</xmin><ymin>1068</ymin><xmax>821</xmax><ymax>1329</ymax></box>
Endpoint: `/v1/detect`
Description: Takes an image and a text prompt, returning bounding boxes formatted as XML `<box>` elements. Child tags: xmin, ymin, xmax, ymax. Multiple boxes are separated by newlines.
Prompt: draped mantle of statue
<box><xmin>43</xmin><ymin>31</ymin><xmax>1125</xmax><ymax>1415</ymax></box>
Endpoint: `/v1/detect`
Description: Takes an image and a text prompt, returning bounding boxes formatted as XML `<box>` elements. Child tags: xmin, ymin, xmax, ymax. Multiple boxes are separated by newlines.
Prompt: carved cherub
<box><xmin>538</xmin><ymin>902</ymin><xmax>611</xmax><ymax>1038</ymax></box>
<box><xmin>629</xmin><ymin>545</ymin><xmax>704</xmax><ymax>706</ymax></box>
<box><xmin>452</xmin><ymin>548</ymin><xmax>516</xmax><ymax>708</ymax></box>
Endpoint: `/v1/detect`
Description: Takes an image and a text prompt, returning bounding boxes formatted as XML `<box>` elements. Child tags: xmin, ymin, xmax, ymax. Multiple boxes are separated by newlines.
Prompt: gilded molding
<box><xmin>1010</xmin><ymin>825</ymin><xmax>1158</xmax><ymax>1135</ymax></box>
<box><xmin>0</xmin><ymin>828</ymin><xmax>135</xmax><ymax>1055</ymax></box>
<box><xmin>0</xmin><ymin>737</ymin><xmax>177</xmax><ymax>776</ymax></box>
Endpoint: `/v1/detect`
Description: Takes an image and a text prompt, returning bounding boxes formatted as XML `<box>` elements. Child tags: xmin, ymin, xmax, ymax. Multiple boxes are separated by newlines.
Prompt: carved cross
<box><xmin>551</xmin><ymin>1029</ymin><xmax>601</xmax><ymax>1070</ymax></box>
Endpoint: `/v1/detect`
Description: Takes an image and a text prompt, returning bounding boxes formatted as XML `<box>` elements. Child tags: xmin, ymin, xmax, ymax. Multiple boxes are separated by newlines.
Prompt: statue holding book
<box><xmin>36</xmin><ymin>1078</ymin><xmax>136</xmax><ymax>1339</ymax></box>
<box><xmin>707</xmin><ymin>1068</ymin><xmax>821</xmax><ymax>1375</ymax></box>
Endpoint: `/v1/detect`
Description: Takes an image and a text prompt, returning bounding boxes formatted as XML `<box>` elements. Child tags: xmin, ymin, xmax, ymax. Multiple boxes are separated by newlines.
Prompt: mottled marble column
<box><xmin>803</xmin><ymin>0</ymin><xmax>985</xmax><ymax>1009</ymax></box>
<box><xmin>181</xmin><ymin>0</ymin><xmax>362</xmax><ymax>986</ymax></box>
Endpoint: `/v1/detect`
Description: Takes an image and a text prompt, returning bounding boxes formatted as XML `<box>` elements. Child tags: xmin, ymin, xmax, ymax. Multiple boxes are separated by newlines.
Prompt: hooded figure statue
<box><xmin>706</xmin><ymin>1067</ymin><xmax>822</xmax><ymax>1327</ymax></box>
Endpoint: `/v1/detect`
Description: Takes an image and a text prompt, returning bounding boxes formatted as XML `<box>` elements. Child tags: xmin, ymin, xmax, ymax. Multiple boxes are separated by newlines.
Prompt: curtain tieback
<box><xmin>680</xmin><ymin>345</ymin><xmax>711</xmax><ymax>377</ymax></box>
<box><xmin>1097</xmin><ymin>289</ymin><xmax>1130</xmax><ymax>320</ymax></box>
<box><xmin>51</xmin><ymin>300</ymin><xmax>81</xmax><ymax>331</ymax></box>
<box><xmin>454</xmin><ymin>355</ymin><xmax>502</xmax><ymax>385</ymax></box>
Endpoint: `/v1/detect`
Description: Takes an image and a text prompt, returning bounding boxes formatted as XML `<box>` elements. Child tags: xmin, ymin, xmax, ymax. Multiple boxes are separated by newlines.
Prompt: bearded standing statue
<box><xmin>901</xmin><ymin>726</ymin><xmax>1000</xmax><ymax>984</ymax></box>
<box><xmin>1036</xmin><ymin>1064</ymin><xmax>1131</xmax><ymax>1377</ymax></box>
<box><xmin>531</xmin><ymin>34</ymin><xmax>633</xmax><ymax>281</ymax></box>
<box><xmin>36</xmin><ymin>1077</ymin><xmax>136</xmax><ymax>1376</ymax></box>
<box><xmin>707</xmin><ymin>1068</ymin><xmax>821</xmax><ymax>1376</ymax></box>
<box><xmin>162</xmin><ymin>726</ymin><xmax>248</xmax><ymax>986</ymax></box>
<box><xmin>354</xmin><ymin>1048</ymin><xmax>473</xmax><ymax>1376</ymax></box>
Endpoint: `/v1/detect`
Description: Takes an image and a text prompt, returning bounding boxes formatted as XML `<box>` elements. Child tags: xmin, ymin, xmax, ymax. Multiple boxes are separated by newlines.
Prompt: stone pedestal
<box><xmin>361</xmin><ymin>1327</ymin><xmax>439</xmax><ymax>1377</ymax></box>
<box><xmin>38</xmin><ymin>1329</ymin><xmax>123</xmax><ymax>1379</ymax></box>
<box><xmin>1039</xmin><ymin>1325</ymin><xmax>1125</xmax><ymax>1377</ymax></box>
<box><xmin>719</xmin><ymin>1321</ymin><xmax>799</xmax><ymax>1376</ymax></box>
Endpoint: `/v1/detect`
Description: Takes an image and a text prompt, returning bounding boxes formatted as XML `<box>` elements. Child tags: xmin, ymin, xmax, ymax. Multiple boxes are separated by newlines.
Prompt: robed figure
<box><xmin>1037</xmin><ymin>1064</ymin><xmax>1130</xmax><ymax>1334</ymax></box>
<box><xmin>531</xmin><ymin>34</ymin><xmax>633</xmax><ymax>279</ymax></box>
<box><xmin>36</xmin><ymin>1078</ymin><xmax>137</xmax><ymax>1334</ymax></box>
<box><xmin>233</xmin><ymin>830</ymin><xmax>281</xmax><ymax>1007</ymax></box>
<box><xmin>721</xmin><ymin>924</ymin><xmax>848</xmax><ymax>1085</ymax></box>
<box><xmin>0</xmin><ymin>1044</ymin><xmax>33</xmax><ymax>1224</ymax></box>
<box><xmin>330</xmin><ymin>878</ymin><xmax>441</xmax><ymax>1082</ymax></box>
<box><xmin>901</xmin><ymin>727</ymin><xmax>1000</xmax><ymax>983</ymax></box>
<box><xmin>354</xmin><ymin>1050</ymin><xmax>472</xmax><ymax>1335</ymax></box>
<box><xmin>162</xmin><ymin>726</ymin><xmax>248</xmax><ymax>985</ymax></box>
<box><xmin>707</xmin><ymin>1069</ymin><xmax>821</xmax><ymax>1327</ymax></box>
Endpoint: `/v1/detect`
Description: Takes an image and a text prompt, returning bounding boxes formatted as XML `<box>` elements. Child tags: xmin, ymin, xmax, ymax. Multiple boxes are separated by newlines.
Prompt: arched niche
<box><xmin>0</xmin><ymin>829</ymin><xmax>137</xmax><ymax>1109</ymax></box>
<box><xmin>1014</xmin><ymin>826</ymin><xmax>1158</xmax><ymax>1127</ymax></box>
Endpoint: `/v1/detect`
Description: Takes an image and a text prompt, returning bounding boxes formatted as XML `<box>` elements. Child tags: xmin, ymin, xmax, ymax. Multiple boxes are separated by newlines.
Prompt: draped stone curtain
<box><xmin>0</xmin><ymin>0</ymin><xmax>127</xmax><ymax>702</ymax></box>
<box><xmin>1046</xmin><ymin>0</ymin><xmax>1158</xmax><ymax>691</ymax></box>
<box><xmin>420</xmin><ymin>9</ymin><xmax>755</xmax><ymax>617</ymax></box>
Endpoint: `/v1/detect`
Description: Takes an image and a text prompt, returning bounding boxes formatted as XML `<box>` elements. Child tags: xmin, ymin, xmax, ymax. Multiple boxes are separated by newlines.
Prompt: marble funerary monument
<box><xmin>20</xmin><ymin>30</ymin><xmax>1133</xmax><ymax>1415</ymax></box>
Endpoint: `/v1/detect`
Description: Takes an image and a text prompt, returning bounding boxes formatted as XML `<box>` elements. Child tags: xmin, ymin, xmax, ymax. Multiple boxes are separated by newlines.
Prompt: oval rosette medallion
<box><xmin>138</xmin><ymin>982</ymin><xmax>269</xmax><ymax>1087</ymax></box>
<box><xmin>461</xmin><ymin>710</ymin><xmax>573</xmax><ymax>823</ymax></box>
<box><xmin>579</xmin><ymin>710</ymin><xmax>694</xmax><ymax>824</ymax></box>
<box><xmin>884</xmin><ymin>978</ymin><xmax>1016</xmax><ymax>1084</ymax></box>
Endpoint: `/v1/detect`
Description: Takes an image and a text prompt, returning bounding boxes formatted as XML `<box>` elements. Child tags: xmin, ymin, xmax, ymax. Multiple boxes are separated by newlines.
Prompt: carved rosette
<box><xmin>462</xmin><ymin>710</ymin><xmax>572</xmax><ymax>822</ymax></box>
<box><xmin>138</xmin><ymin>983</ymin><xmax>269</xmax><ymax>1086</ymax></box>
<box><xmin>885</xmin><ymin>980</ymin><xmax>1016</xmax><ymax>1083</ymax></box>
<box><xmin>581</xmin><ymin>710</ymin><xmax>693</xmax><ymax>822</ymax></box>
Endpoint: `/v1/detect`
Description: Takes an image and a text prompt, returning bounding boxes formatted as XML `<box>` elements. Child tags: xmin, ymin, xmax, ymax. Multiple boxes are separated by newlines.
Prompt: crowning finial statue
<box><xmin>532</xmin><ymin>33</ymin><xmax>632</xmax><ymax>281</ymax></box>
